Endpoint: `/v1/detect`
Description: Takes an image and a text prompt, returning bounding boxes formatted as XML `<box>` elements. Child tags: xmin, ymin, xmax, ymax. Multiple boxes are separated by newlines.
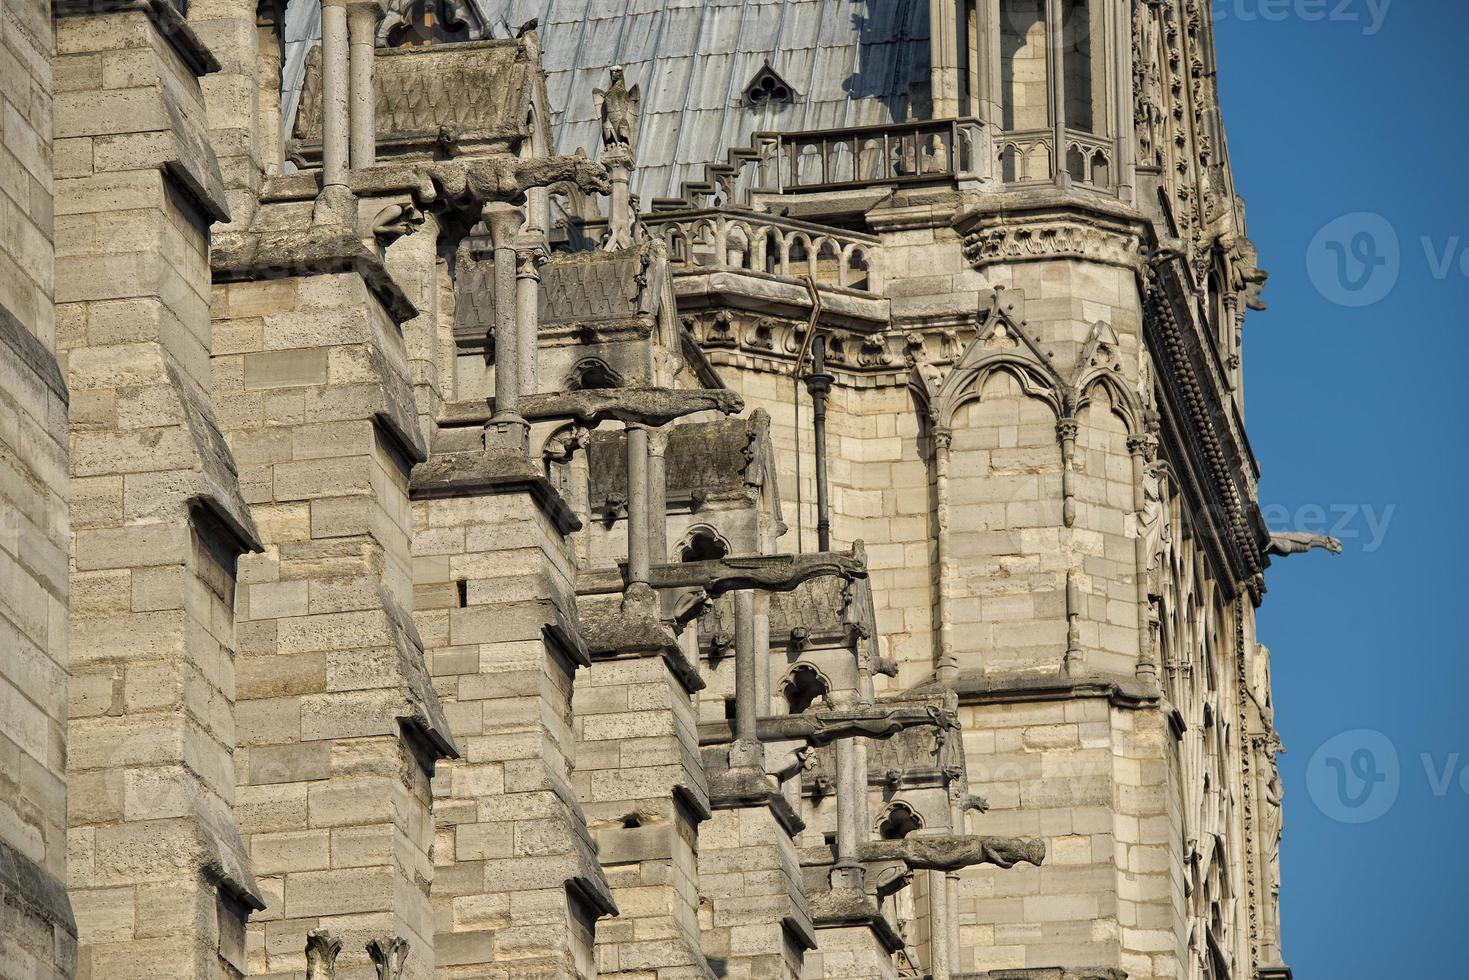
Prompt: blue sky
<box><xmin>1214</xmin><ymin>0</ymin><xmax>1467</xmax><ymax>973</ymax></box>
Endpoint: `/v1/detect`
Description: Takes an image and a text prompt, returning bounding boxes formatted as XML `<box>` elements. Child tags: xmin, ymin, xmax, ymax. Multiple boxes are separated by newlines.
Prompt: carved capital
<box><xmin>305</xmin><ymin>929</ymin><xmax>342</xmax><ymax>980</ymax></box>
<box><xmin>366</xmin><ymin>936</ymin><xmax>409</xmax><ymax>980</ymax></box>
<box><xmin>480</xmin><ymin>201</ymin><xmax>524</xmax><ymax>249</ymax></box>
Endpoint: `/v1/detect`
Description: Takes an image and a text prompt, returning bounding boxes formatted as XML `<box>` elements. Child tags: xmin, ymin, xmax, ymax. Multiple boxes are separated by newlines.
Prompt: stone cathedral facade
<box><xmin>0</xmin><ymin>0</ymin><xmax>1326</xmax><ymax>978</ymax></box>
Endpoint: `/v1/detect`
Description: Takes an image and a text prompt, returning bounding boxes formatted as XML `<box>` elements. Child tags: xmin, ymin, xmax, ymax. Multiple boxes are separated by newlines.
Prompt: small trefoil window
<box><xmin>744</xmin><ymin>62</ymin><xmax>797</xmax><ymax>107</ymax></box>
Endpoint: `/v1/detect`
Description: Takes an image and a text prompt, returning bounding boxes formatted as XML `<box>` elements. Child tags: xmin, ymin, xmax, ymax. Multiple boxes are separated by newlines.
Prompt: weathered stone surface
<box><xmin>12</xmin><ymin>4</ymin><xmax>1300</xmax><ymax>980</ymax></box>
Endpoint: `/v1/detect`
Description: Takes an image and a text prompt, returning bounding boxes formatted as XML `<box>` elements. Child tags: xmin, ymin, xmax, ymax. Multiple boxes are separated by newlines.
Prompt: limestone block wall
<box><xmin>410</xmin><ymin>483</ymin><xmax>610</xmax><ymax>979</ymax></box>
<box><xmin>572</xmin><ymin>653</ymin><xmax>709</xmax><ymax>979</ymax></box>
<box><xmin>54</xmin><ymin>6</ymin><xmax>267</xmax><ymax>978</ymax></box>
<box><xmin>951</xmin><ymin>697</ymin><xmax>1175</xmax><ymax>977</ymax></box>
<box><xmin>697</xmin><ymin>802</ymin><xmax>806</xmax><ymax>980</ymax></box>
<box><xmin>190</xmin><ymin>0</ymin><xmax>279</xmax><ymax>228</ymax></box>
<box><xmin>0</xmin><ymin>2</ymin><xmax>73</xmax><ymax>977</ymax></box>
<box><xmin>210</xmin><ymin>271</ymin><xmax>442</xmax><ymax>979</ymax></box>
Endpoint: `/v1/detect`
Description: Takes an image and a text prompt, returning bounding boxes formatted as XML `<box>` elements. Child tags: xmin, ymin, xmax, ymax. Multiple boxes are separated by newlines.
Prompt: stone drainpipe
<box><xmin>805</xmin><ymin>333</ymin><xmax>834</xmax><ymax>552</ymax></box>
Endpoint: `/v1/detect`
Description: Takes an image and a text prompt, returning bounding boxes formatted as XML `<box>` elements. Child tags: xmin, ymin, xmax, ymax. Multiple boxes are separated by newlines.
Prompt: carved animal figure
<box><xmin>593</xmin><ymin>65</ymin><xmax>641</xmax><ymax>155</ymax></box>
<box><xmin>1267</xmin><ymin>532</ymin><xmax>1343</xmax><ymax>557</ymax></box>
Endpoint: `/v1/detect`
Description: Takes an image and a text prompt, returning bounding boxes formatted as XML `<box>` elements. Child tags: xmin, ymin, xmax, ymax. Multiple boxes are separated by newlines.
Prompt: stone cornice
<box><xmin>927</xmin><ymin>668</ymin><xmax>1162</xmax><ymax>710</ymax></box>
<box><xmin>55</xmin><ymin>0</ymin><xmax>222</xmax><ymax>75</ymax></box>
<box><xmin>956</xmin><ymin>192</ymin><xmax>1149</xmax><ymax>271</ymax></box>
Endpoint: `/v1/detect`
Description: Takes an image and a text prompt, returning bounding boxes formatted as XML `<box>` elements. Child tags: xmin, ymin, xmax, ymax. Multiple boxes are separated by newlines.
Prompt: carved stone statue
<box><xmin>860</xmin><ymin>834</ymin><xmax>1046</xmax><ymax>871</ymax></box>
<box><xmin>593</xmin><ymin>65</ymin><xmax>641</xmax><ymax>158</ymax></box>
<box><xmin>1139</xmin><ymin>461</ymin><xmax>1168</xmax><ymax>575</ymax></box>
<box><xmin>1267</xmin><ymin>532</ymin><xmax>1343</xmax><ymax>557</ymax></box>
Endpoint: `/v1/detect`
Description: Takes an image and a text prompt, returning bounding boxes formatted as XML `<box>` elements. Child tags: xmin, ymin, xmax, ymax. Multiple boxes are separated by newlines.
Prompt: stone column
<box><xmin>625</xmin><ymin>424</ymin><xmax>652</xmax><ymax>594</ymax></box>
<box><xmin>928</xmin><ymin>868</ymin><xmax>952</xmax><ymax>979</ymax></box>
<box><xmin>483</xmin><ymin>202</ymin><xmax>529</xmax><ymax>453</ymax></box>
<box><xmin>1113</xmin><ymin>0</ymin><xmax>1136</xmax><ymax>201</ymax></box>
<box><xmin>647</xmin><ymin>425</ymin><xmax>670</xmax><ymax>567</ymax></box>
<box><xmin>604</xmin><ymin>147</ymin><xmax>634</xmax><ymax>250</ymax></box>
<box><xmin>932</xmin><ymin>427</ymin><xmax>958</xmax><ymax>683</ymax></box>
<box><xmin>346</xmin><ymin>0</ymin><xmax>383</xmax><ymax>169</ymax></box>
<box><xmin>516</xmin><ymin>232</ymin><xmax>547</xmax><ymax>395</ymax></box>
<box><xmin>729</xmin><ymin>590</ymin><xmax>763</xmax><ymax>770</ymax></box>
<box><xmin>929</xmin><ymin>0</ymin><xmax>962</xmax><ymax>117</ymax></box>
<box><xmin>319</xmin><ymin>0</ymin><xmax>350</xmax><ymax>193</ymax></box>
<box><xmin>1130</xmin><ymin>431</ymin><xmax>1161</xmax><ymax>683</ymax></box>
<box><xmin>1046</xmin><ymin>0</ymin><xmax>1068</xmax><ymax>184</ymax></box>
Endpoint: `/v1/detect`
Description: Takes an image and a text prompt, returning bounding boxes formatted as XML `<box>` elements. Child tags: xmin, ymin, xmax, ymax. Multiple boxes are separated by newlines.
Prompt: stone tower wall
<box><xmin>0</xmin><ymin>0</ymin><xmax>74</xmax><ymax>977</ymax></box>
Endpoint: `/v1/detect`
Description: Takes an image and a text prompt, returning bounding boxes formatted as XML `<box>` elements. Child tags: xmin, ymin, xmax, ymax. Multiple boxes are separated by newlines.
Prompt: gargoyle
<box><xmin>860</xmin><ymin>835</ymin><xmax>1047</xmax><ymax>871</ymax></box>
<box><xmin>698</xmin><ymin>704</ymin><xmax>959</xmax><ymax>747</ymax></box>
<box><xmin>1267</xmin><ymin>532</ymin><xmax>1343</xmax><ymax>558</ymax></box>
<box><xmin>668</xmin><ymin>549</ymin><xmax>868</xmax><ymax>598</ymax></box>
<box><xmin>577</xmin><ymin>546</ymin><xmax>867</xmax><ymax>598</ymax></box>
<box><xmin>428</xmin><ymin>154</ymin><xmax>610</xmax><ymax>210</ymax></box>
<box><xmin>517</xmin><ymin>387</ymin><xmax>744</xmax><ymax>428</ymax></box>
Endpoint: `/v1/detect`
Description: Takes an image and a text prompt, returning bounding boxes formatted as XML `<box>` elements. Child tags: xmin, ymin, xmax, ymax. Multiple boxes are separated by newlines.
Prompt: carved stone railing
<box><xmin>641</xmin><ymin>208</ymin><xmax>883</xmax><ymax>293</ymax></box>
<box><xmin>762</xmin><ymin>117</ymin><xmax>991</xmax><ymax>194</ymax></box>
<box><xmin>997</xmin><ymin>127</ymin><xmax>1117</xmax><ymax>192</ymax></box>
<box><xmin>645</xmin><ymin>118</ymin><xmax>991</xmax><ymax>213</ymax></box>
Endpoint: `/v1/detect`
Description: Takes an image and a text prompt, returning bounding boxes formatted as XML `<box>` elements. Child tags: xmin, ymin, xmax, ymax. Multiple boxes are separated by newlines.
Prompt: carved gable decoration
<box><xmin>294</xmin><ymin>40</ymin><xmax>532</xmax><ymax>156</ymax></box>
<box><xmin>540</xmin><ymin>250</ymin><xmax>646</xmax><ymax>324</ymax></box>
<box><xmin>454</xmin><ymin>247</ymin><xmax>648</xmax><ymax>349</ymax></box>
<box><xmin>587</xmin><ymin>414</ymin><xmax>772</xmax><ymax>512</ymax></box>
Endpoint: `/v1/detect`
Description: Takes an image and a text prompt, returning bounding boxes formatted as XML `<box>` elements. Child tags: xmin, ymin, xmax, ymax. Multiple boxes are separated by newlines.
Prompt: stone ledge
<box><xmin>0</xmin><ymin>839</ymin><xmax>77</xmax><ymax>939</ymax></box>
<box><xmin>922</xmin><ymin>667</ymin><xmax>1161</xmax><ymax>710</ymax></box>
<box><xmin>0</xmin><ymin>301</ymin><xmax>67</xmax><ymax>404</ymax></box>
<box><xmin>212</xmin><ymin>226</ymin><xmax>418</xmax><ymax>323</ymax></box>
<box><xmin>408</xmin><ymin>449</ymin><xmax>582</xmax><ymax>535</ymax></box>
<box><xmin>807</xmin><ymin>886</ymin><xmax>904</xmax><ymax>953</ymax></box>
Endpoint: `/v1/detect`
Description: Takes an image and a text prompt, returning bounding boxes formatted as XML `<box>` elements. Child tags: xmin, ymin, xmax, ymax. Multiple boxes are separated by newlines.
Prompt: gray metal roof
<box><xmin>282</xmin><ymin>0</ymin><xmax>932</xmax><ymax>200</ymax></box>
